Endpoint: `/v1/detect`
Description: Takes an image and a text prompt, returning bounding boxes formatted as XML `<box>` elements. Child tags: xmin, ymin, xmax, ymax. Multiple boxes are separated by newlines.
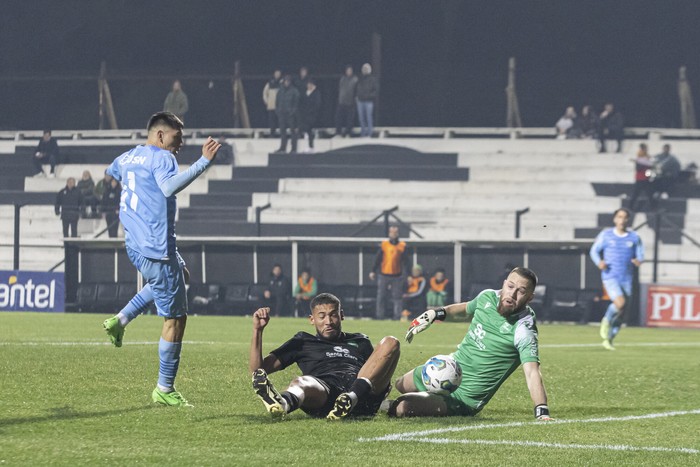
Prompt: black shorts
<box><xmin>301</xmin><ymin>374</ymin><xmax>391</xmax><ymax>418</ymax></box>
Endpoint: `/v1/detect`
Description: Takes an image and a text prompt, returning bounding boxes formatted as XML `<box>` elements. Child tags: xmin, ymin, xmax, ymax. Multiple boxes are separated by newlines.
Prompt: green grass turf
<box><xmin>1</xmin><ymin>312</ymin><xmax>699</xmax><ymax>466</ymax></box>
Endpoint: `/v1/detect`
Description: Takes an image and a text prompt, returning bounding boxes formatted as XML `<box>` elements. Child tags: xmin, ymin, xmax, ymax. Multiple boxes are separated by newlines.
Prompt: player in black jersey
<box><xmin>250</xmin><ymin>292</ymin><xmax>400</xmax><ymax>419</ymax></box>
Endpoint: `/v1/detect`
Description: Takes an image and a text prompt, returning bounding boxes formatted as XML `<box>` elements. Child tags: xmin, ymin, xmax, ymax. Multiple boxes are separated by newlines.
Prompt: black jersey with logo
<box><xmin>271</xmin><ymin>331</ymin><xmax>374</xmax><ymax>386</ymax></box>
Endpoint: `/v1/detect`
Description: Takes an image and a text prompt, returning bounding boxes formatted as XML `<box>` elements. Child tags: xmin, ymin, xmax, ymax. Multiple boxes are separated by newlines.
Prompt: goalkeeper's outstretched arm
<box><xmin>405</xmin><ymin>302</ymin><xmax>471</xmax><ymax>343</ymax></box>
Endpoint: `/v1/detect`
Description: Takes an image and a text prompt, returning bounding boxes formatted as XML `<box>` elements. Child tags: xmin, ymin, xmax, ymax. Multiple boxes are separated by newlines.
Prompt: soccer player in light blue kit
<box><xmin>590</xmin><ymin>208</ymin><xmax>643</xmax><ymax>350</ymax></box>
<box><xmin>102</xmin><ymin>112</ymin><xmax>220</xmax><ymax>406</ymax></box>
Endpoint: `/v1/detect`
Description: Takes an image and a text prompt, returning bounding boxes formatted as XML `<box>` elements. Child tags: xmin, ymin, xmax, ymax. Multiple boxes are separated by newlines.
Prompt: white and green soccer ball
<box><xmin>421</xmin><ymin>354</ymin><xmax>462</xmax><ymax>395</ymax></box>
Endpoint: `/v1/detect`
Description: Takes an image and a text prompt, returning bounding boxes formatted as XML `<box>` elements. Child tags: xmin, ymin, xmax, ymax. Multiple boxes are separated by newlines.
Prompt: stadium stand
<box><xmin>3</xmin><ymin>129</ymin><xmax>700</xmax><ymax>318</ymax></box>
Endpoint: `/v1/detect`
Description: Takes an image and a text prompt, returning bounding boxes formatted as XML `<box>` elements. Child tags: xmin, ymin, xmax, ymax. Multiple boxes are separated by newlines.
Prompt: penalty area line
<box><xmin>405</xmin><ymin>438</ymin><xmax>699</xmax><ymax>454</ymax></box>
<box><xmin>358</xmin><ymin>409</ymin><xmax>700</xmax><ymax>442</ymax></box>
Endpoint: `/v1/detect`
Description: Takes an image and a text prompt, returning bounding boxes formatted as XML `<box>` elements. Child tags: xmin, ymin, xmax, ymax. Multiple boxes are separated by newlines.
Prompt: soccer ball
<box><xmin>421</xmin><ymin>354</ymin><xmax>462</xmax><ymax>395</ymax></box>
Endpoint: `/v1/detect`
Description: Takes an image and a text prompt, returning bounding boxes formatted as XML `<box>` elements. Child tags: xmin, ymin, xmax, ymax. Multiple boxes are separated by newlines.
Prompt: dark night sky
<box><xmin>2</xmin><ymin>0</ymin><xmax>700</xmax><ymax>130</ymax></box>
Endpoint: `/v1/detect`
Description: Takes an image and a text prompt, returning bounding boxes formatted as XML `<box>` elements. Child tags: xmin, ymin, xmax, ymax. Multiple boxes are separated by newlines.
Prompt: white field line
<box><xmin>1</xmin><ymin>340</ymin><xmax>699</xmax><ymax>349</ymax></box>
<box><xmin>0</xmin><ymin>340</ymin><xmax>221</xmax><ymax>346</ymax></box>
<box><xmin>406</xmin><ymin>438</ymin><xmax>699</xmax><ymax>454</ymax></box>
<box><xmin>359</xmin><ymin>409</ymin><xmax>700</xmax><ymax>444</ymax></box>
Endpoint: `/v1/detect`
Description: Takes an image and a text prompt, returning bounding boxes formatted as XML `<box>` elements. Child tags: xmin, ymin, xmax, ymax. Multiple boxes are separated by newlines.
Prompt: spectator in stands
<box><xmin>101</xmin><ymin>177</ymin><xmax>121</xmax><ymax>237</ymax></box>
<box><xmin>401</xmin><ymin>264</ymin><xmax>426</xmax><ymax>321</ymax></box>
<box><xmin>579</xmin><ymin>105</ymin><xmax>599</xmax><ymax>139</ymax></box>
<box><xmin>335</xmin><ymin>65</ymin><xmax>358</xmax><ymax>137</ymax></box>
<box><xmin>77</xmin><ymin>170</ymin><xmax>98</xmax><ymax>218</ymax></box>
<box><xmin>356</xmin><ymin>63</ymin><xmax>379</xmax><ymax>137</ymax></box>
<box><xmin>163</xmin><ymin>80</ymin><xmax>189</xmax><ymax>122</ymax></box>
<box><xmin>33</xmin><ymin>130</ymin><xmax>59</xmax><ymax>178</ymax></box>
<box><xmin>94</xmin><ymin>170</ymin><xmax>113</xmax><ymax>210</ymax></box>
<box><xmin>55</xmin><ymin>177</ymin><xmax>83</xmax><ymax>238</ymax></box>
<box><xmin>264</xmin><ymin>264</ymin><xmax>293</xmax><ymax>316</ymax></box>
<box><xmin>629</xmin><ymin>143</ymin><xmax>654</xmax><ymax>212</ymax></box>
<box><xmin>555</xmin><ymin>106</ymin><xmax>578</xmax><ymax>139</ymax></box>
<box><xmin>598</xmin><ymin>103</ymin><xmax>624</xmax><ymax>153</ymax></box>
<box><xmin>426</xmin><ymin>268</ymin><xmax>450</xmax><ymax>308</ymax></box>
<box><xmin>263</xmin><ymin>70</ymin><xmax>282</xmax><ymax>136</ymax></box>
<box><xmin>299</xmin><ymin>79</ymin><xmax>322</xmax><ymax>152</ymax></box>
<box><xmin>650</xmin><ymin>144</ymin><xmax>681</xmax><ymax>205</ymax></box>
<box><xmin>294</xmin><ymin>66</ymin><xmax>310</xmax><ymax>97</ymax></box>
<box><xmin>275</xmin><ymin>75</ymin><xmax>300</xmax><ymax>153</ymax></box>
<box><xmin>369</xmin><ymin>225</ymin><xmax>408</xmax><ymax>320</ymax></box>
<box><xmin>293</xmin><ymin>268</ymin><xmax>318</xmax><ymax>316</ymax></box>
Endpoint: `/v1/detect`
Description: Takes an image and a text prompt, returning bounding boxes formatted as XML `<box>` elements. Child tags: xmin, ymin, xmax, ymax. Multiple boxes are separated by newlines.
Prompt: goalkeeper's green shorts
<box><xmin>412</xmin><ymin>365</ymin><xmax>479</xmax><ymax>416</ymax></box>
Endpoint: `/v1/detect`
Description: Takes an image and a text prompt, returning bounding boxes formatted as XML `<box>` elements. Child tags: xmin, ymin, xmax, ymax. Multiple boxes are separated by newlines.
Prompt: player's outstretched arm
<box><xmin>405</xmin><ymin>302</ymin><xmax>470</xmax><ymax>343</ymax></box>
<box><xmin>250</xmin><ymin>307</ymin><xmax>270</xmax><ymax>373</ymax></box>
<box><xmin>523</xmin><ymin>361</ymin><xmax>553</xmax><ymax>421</ymax></box>
<box><xmin>201</xmin><ymin>137</ymin><xmax>221</xmax><ymax>162</ymax></box>
<box><xmin>159</xmin><ymin>137</ymin><xmax>221</xmax><ymax>197</ymax></box>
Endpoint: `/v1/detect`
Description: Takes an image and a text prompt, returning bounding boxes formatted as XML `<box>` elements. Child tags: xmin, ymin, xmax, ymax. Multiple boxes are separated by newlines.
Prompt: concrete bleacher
<box><xmin>2</xmin><ymin>131</ymin><xmax>700</xmax><ymax>284</ymax></box>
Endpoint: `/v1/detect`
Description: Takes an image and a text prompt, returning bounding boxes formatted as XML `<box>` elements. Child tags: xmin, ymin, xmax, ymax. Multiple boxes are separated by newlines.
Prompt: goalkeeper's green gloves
<box><xmin>405</xmin><ymin>307</ymin><xmax>447</xmax><ymax>343</ymax></box>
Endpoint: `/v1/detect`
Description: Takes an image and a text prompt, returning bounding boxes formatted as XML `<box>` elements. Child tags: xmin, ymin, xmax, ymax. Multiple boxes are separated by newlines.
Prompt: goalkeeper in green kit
<box><xmin>390</xmin><ymin>267</ymin><xmax>553</xmax><ymax>420</ymax></box>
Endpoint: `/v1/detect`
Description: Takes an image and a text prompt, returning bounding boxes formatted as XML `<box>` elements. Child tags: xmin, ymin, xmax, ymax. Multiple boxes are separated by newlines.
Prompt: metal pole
<box><xmin>255</xmin><ymin>203</ymin><xmax>271</xmax><ymax>237</ymax></box>
<box><xmin>653</xmin><ymin>211</ymin><xmax>661</xmax><ymax>283</ymax></box>
<box><xmin>13</xmin><ymin>204</ymin><xmax>21</xmax><ymax>270</ymax></box>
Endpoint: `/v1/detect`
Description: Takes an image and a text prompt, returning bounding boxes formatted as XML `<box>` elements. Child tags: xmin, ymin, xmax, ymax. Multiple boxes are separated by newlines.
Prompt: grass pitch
<box><xmin>1</xmin><ymin>312</ymin><xmax>699</xmax><ymax>466</ymax></box>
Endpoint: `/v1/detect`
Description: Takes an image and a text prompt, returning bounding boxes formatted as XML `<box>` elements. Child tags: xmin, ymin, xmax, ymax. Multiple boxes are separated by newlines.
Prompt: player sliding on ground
<box><xmin>102</xmin><ymin>111</ymin><xmax>220</xmax><ymax>407</ymax></box>
<box><xmin>250</xmin><ymin>293</ymin><xmax>400</xmax><ymax>419</ymax></box>
<box><xmin>394</xmin><ymin>267</ymin><xmax>554</xmax><ymax>420</ymax></box>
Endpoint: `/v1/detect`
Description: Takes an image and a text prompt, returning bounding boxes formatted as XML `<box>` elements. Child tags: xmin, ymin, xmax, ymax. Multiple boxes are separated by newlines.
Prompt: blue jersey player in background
<box><xmin>589</xmin><ymin>208</ymin><xmax>643</xmax><ymax>351</ymax></box>
<box><xmin>102</xmin><ymin>112</ymin><xmax>220</xmax><ymax>406</ymax></box>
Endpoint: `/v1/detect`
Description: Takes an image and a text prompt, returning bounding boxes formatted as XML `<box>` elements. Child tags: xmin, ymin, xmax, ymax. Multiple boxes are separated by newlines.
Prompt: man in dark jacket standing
<box><xmin>299</xmin><ymin>79</ymin><xmax>322</xmax><ymax>152</ymax></box>
<box><xmin>356</xmin><ymin>63</ymin><xmax>379</xmax><ymax>137</ymax></box>
<box><xmin>335</xmin><ymin>65</ymin><xmax>358</xmax><ymax>137</ymax></box>
<box><xmin>275</xmin><ymin>75</ymin><xmax>300</xmax><ymax>153</ymax></box>
<box><xmin>55</xmin><ymin>177</ymin><xmax>83</xmax><ymax>237</ymax></box>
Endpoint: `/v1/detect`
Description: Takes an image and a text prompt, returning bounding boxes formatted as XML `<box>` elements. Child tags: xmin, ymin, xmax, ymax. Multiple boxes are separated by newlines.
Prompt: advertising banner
<box><xmin>642</xmin><ymin>284</ymin><xmax>700</xmax><ymax>328</ymax></box>
<box><xmin>0</xmin><ymin>270</ymin><xmax>65</xmax><ymax>312</ymax></box>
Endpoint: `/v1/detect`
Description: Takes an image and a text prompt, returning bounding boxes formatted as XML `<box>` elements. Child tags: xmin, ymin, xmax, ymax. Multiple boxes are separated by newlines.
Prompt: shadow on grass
<box><xmin>0</xmin><ymin>404</ymin><xmax>153</xmax><ymax>428</ymax></box>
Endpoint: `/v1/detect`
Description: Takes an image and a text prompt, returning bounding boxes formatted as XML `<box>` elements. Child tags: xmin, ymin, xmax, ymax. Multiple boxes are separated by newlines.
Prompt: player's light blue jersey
<box><xmin>108</xmin><ymin>145</ymin><xmax>209</xmax><ymax>259</ymax></box>
<box><xmin>589</xmin><ymin>228</ymin><xmax>644</xmax><ymax>283</ymax></box>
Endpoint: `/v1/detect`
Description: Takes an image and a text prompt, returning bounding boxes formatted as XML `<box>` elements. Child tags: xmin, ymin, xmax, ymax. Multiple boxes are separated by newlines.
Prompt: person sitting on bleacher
<box><xmin>264</xmin><ymin>264</ymin><xmax>293</xmax><ymax>316</ymax></box>
<box><xmin>293</xmin><ymin>268</ymin><xmax>317</xmax><ymax>315</ymax></box>
<box><xmin>33</xmin><ymin>130</ymin><xmax>59</xmax><ymax>178</ymax></box>
<box><xmin>650</xmin><ymin>144</ymin><xmax>681</xmax><ymax>205</ymax></box>
<box><xmin>77</xmin><ymin>170</ymin><xmax>98</xmax><ymax>218</ymax></box>
<box><xmin>426</xmin><ymin>268</ymin><xmax>450</xmax><ymax>308</ymax></box>
<box><xmin>401</xmin><ymin>265</ymin><xmax>426</xmax><ymax>321</ymax></box>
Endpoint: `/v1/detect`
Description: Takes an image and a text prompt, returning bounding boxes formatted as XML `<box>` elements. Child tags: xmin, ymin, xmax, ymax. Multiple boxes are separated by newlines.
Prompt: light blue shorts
<box><xmin>126</xmin><ymin>247</ymin><xmax>187</xmax><ymax>318</ymax></box>
<box><xmin>603</xmin><ymin>278</ymin><xmax>632</xmax><ymax>302</ymax></box>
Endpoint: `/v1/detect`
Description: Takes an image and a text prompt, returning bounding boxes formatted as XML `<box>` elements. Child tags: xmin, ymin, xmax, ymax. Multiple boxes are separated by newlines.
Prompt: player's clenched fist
<box><xmin>405</xmin><ymin>307</ymin><xmax>446</xmax><ymax>343</ymax></box>
<box><xmin>252</xmin><ymin>307</ymin><xmax>271</xmax><ymax>330</ymax></box>
<box><xmin>201</xmin><ymin>136</ymin><xmax>221</xmax><ymax>161</ymax></box>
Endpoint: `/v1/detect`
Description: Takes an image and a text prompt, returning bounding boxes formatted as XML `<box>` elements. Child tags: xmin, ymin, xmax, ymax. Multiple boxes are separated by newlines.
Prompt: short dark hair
<box><xmin>613</xmin><ymin>207</ymin><xmax>631</xmax><ymax>218</ymax></box>
<box><xmin>310</xmin><ymin>293</ymin><xmax>341</xmax><ymax>313</ymax></box>
<box><xmin>511</xmin><ymin>267</ymin><xmax>538</xmax><ymax>290</ymax></box>
<box><xmin>43</xmin><ymin>129</ymin><xmax>52</xmax><ymax>135</ymax></box>
<box><xmin>301</xmin><ymin>268</ymin><xmax>311</xmax><ymax>275</ymax></box>
<box><xmin>147</xmin><ymin>111</ymin><xmax>183</xmax><ymax>131</ymax></box>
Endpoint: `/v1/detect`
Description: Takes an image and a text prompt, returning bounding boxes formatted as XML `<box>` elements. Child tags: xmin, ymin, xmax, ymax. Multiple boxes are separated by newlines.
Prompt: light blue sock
<box><xmin>610</xmin><ymin>321</ymin><xmax>622</xmax><ymax>340</ymax></box>
<box><xmin>604</xmin><ymin>303</ymin><xmax>618</xmax><ymax>323</ymax></box>
<box><xmin>116</xmin><ymin>284</ymin><xmax>153</xmax><ymax>326</ymax></box>
<box><xmin>157</xmin><ymin>338</ymin><xmax>182</xmax><ymax>391</ymax></box>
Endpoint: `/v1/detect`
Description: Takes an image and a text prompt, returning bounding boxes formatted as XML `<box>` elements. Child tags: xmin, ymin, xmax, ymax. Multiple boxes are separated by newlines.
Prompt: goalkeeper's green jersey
<box><xmin>451</xmin><ymin>288</ymin><xmax>540</xmax><ymax>413</ymax></box>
